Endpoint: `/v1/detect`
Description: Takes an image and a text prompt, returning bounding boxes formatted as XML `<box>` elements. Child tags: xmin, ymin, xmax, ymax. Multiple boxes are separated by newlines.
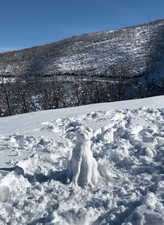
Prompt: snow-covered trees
<box><xmin>0</xmin><ymin>76</ymin><xmax>64</xmax><ymax>116</ymax></box>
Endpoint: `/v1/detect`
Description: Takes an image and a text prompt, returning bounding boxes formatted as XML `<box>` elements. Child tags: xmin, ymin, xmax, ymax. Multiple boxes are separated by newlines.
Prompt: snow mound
<box><xmin>0</xmin><ymin>106</ymin><xmax>164</xmax><ymax>224</ymax></box>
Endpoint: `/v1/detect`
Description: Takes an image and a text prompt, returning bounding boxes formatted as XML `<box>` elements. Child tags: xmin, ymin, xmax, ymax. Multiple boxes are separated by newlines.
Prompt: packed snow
<box><xmin>0</xmin><ymin>96</ymin><xmax>164</xmax><ymax>225</ymax></box>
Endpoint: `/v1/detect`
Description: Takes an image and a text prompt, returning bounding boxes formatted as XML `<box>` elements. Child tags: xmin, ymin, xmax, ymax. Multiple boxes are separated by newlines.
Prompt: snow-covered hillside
<box><xmin>0</xmin><ymin>96</ymin><xmax>164</xmax><ymax>225</ymax></box>
<box><xmin>1</xmin><ymin>19</ymin><xmax>164</xmax><ymax>117</ymax></box>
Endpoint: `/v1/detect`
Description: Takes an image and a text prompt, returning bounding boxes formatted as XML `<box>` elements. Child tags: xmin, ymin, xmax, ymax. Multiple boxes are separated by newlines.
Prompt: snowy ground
<box><xmin>0</xmin><ymin>96</ymin><xmax>164</xmax><ymax>224</ymax></box>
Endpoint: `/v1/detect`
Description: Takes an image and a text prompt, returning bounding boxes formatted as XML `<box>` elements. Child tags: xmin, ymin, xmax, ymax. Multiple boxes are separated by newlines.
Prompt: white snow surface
<box><xmin>0</xmin><ymin>96</ymin><xmax>164</xmax><ymax>224</ymax></box>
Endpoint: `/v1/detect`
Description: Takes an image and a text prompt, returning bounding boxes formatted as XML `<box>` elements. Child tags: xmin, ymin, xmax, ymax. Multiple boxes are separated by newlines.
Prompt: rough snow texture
<box><xmin>1</xmin><ymin>103</ymin><xmax>164</xmax><ymax>224</ymax></box>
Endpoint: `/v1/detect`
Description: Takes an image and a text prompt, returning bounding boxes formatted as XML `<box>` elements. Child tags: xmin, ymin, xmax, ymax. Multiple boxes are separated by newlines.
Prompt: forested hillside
<box><xmin>1</xmin><ymin>19</ymin><xmax>164</xmax><ymax>116</ymax></box>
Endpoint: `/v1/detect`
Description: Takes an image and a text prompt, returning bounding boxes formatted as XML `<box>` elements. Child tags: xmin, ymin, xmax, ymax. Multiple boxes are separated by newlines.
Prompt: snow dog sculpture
<box><xmin>67</xmin><ymin>124</ymin><xmax>99</xmax><ymax>188</ymax></box>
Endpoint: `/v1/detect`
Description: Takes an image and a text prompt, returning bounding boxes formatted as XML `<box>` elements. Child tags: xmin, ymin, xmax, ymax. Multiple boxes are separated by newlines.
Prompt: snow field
<box><xmin>0</xmin><ymin>105</ymin><xmax>164</xmax><ymax>224</ymax></box>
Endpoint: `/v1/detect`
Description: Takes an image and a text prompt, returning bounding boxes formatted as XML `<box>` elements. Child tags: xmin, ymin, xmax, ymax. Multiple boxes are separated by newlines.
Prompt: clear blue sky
<box><xmin>0</xmin><ymin>0</ymin><xmax>163</xmax><ymax>52</ymax></box>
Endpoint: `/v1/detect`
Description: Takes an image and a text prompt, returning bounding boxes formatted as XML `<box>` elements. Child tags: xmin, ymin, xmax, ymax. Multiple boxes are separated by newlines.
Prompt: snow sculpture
<box><xmin>67</xmin><ymin>126</ymin><xmax>99</xmax><ymax>188</ymax></box>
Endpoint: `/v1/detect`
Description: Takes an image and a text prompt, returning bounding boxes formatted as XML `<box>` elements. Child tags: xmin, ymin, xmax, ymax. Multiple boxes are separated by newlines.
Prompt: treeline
<box><xmin>0</xmin><ymin>76</ymin><xmax>148</xmax><ymax>117</ymax></box>
<box><xmin>0</xmin><ymin>79</ymin><xmax>64</xmax><ymax>116</ymax></box>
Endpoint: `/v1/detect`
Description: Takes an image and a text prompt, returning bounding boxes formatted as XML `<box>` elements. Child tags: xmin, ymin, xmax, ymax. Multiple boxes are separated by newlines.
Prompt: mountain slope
<box><xmin>1</xmin><ymin>19</ymin><xmax>164</xmax><ymax>117</ymax></box>
<box><xmin>0</xmin><ymin>19</ymin><xmax>164</xmax><ymax>82</ymax></box>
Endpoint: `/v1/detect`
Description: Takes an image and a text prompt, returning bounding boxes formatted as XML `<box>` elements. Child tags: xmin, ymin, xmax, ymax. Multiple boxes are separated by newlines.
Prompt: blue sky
<box><xmin>0</xmin><ymin>0</ymin><xmax>163</xmax><ymax>51</ymax></box>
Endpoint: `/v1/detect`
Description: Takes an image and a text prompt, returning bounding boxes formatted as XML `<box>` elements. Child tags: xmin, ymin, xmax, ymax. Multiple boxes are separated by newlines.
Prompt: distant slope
<box><xmin>1</xmin><ymin>19</ymin><xmax>164</xmax><ymax>116</ymax></box>
<box><xmin>0</xmin><ymin>19</ymin><xmax>164</xmax><ymax>82</ymax></box>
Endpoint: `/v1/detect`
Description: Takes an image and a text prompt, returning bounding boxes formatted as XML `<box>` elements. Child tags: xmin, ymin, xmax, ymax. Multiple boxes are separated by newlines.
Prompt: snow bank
<box><xmin>0</xmin><ymin>97</ymin><xmax>164</xmax><ymax>224</ymax></box>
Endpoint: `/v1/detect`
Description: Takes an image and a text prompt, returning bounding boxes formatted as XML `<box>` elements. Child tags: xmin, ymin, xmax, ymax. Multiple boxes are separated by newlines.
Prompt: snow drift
<box><xmin>0</xmin><ymin>96</ymin><xmax>164</xmax><ymax>224</ymax></box>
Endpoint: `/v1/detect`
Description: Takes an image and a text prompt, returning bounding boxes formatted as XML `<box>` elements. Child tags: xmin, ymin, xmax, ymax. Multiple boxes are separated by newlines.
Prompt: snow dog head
<box><xmin>65</xmin><ymin>121</ymin><xmax>92</xmax><ymax>143</ymax></box>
